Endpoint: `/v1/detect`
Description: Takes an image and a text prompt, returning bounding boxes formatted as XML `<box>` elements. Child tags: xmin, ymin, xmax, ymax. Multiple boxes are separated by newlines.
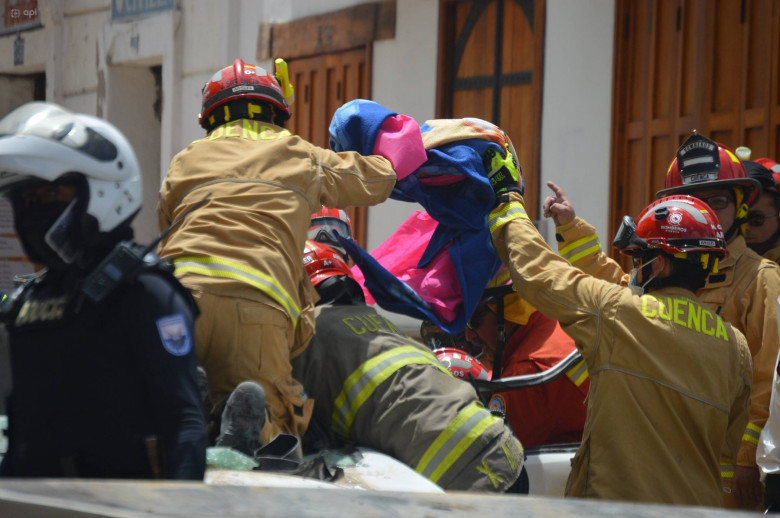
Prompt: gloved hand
<box><xmin>484</xmin><ymin>144</ymin><xmax>523</xmax><ymax>199</ymax></box>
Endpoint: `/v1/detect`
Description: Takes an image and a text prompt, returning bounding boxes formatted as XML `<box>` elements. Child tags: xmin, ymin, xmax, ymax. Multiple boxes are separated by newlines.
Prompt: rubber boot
<box><xmin>215</xmin><ymin>381</ymin><xmax>266</xmax><ymax>457</ymax></box>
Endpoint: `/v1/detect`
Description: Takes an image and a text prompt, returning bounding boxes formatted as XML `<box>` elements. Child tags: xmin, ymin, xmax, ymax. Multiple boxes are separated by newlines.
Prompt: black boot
<box><xmin>215</xmin><ymin>381</ymin><xmax>266</xmax><ymax>457</ymax></box>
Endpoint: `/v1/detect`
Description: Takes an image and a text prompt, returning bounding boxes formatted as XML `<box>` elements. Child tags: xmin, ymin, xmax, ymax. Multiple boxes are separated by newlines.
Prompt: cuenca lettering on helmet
<box><xmin>342</xmin><ymin>314</ymin><xmax>402</xmax><ymax>335</ymax></box>
<box><xmin>641</xmin><ymin>294</ymin><xmax>728</xmax><ymax>340</ymax></box>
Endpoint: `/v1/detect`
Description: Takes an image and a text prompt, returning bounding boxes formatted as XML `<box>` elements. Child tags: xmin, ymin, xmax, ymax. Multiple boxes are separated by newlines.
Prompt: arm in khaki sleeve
<box><xmin>316</xmin><ymin>148</ymin><xmax>399</xmax><ymax>209</ymax></box>
<box><xmin>556</xmin><ymin>217</ymin><xmax>630</xmax><ymax>286</ymax></box>
<box><xmin>736</xmin><ymin>265</ymin><xmax>780</xmax><ymax>468</ymax></box>
<box><xmin>725</xmin><ymin>331</ymin><xmax>754</xmax><ymax>462</ymax></box>
<box><xmin>488</xmin><ymin>192</ymin><xmax>621</xmax><ymax>358</ymax></box>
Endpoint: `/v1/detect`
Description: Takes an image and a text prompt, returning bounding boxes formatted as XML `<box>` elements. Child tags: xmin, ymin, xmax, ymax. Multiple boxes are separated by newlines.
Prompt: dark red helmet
<box><xmin>615</xmin><ymin>195</ymin><xmax>727</xmax><ymax>259</ymax></box>
<box><xmin>198</xmin><ymin>59</ymin><xmax>290</xmax><ymax>130</ymax></box>
<box><xmin>657</xmin><ymin>133</ymin><xmax>760</xmax><ymax>206</ymax></box>
<box><xmin>744</xmin><ymin>158</ymin><xmax>780</xmax><ymax>196</ymax></box>
<box><xmin>756</xmin><ymin>157</ymin><xmax>780</xmax><ymax>186</ymax></box>
<box><xmin>434</xmin><ymin>347</ymin><xmax>491</xmax><ymax>381</ymax></box>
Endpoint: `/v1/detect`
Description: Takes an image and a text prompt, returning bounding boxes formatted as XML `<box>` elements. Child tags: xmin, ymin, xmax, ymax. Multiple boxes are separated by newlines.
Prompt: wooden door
<box><xmin>437</xmin><ymin>0</ymin><xmax>545</xmax><ymax>220</ymax></box>
<box><xmin>286</xmin><ymin>48</ymin><xmax>372</xmax><ymax>249</ymax></box>
<box><xmin>610</xmin><ymin>0</ymin><xmax>780</xmax><ymax>262</ymax></box>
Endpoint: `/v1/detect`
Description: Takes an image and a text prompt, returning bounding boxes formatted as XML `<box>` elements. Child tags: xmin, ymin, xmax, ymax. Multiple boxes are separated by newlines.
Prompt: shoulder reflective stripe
<box><xmin>720</xmin><ymin>462</ymin><xmax>735</xmax><ymax>478</ymax></box>
<box><xmin>174</xmin><ymin>257</ymin><xmax>300</xmax><ymax>325</ymax></box>
<box><xmin>743</xmin><ymin>422</ymin><xmax>763</xmax><ymax>446</ymax></box>
<box><xmin>565</xmin><ymin>358</ymin><xmax>589</xmax><ymax>387</ymax></box>
<box><xmin>331</xmin><ymin>345</ymin><xmax>450</xmax><ymax>437</ymax></box>
<box><xmin>415</xmin><ymin>402</ymin><xmax>502</xmax><ymax>483</ymax></box>
<box><xmin>488</xmin><ymin>203</ymin><xmax>529</xmax><ymax>233</ymax></box>
<box><xmin>559</xmin><ymin>235</ymin><xmax>602</xmax><ymax>263</ymax></box>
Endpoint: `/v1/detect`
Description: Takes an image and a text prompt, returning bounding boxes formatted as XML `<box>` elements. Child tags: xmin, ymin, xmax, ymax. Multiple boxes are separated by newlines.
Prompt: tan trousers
<box><xmin>189</xmin><ymin>289</ymin><xmax>313</xmax><ymax>444</ymax></box>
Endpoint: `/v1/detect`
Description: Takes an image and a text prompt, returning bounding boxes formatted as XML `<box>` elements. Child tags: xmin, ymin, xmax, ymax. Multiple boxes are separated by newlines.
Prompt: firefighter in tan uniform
<box><xmin>544</xmin><ymin>134</ymin><xmax>780</xmax><ymax>509</ymax></box>
<box><xmin>743</xmin><ymin>157</ymin><xmax>780</xmax><ymax>264</ymax></box>
<box><xmin>291</xmin><ymin>241</ymin><xmax>525</xmax><ymax>493</ymax></box>
<box><xmin>487</xmin><ymin>150</ymin><xmax>752</xmax><ymax>505</ymax></box>
<box><xmin>157</xmin><ymin>59</ymin><xmax>425</xmax><ymax>444</ymax></box>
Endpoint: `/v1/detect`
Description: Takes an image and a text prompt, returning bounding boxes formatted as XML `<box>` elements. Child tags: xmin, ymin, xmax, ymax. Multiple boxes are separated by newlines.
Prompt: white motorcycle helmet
<box><xmin>0</xmin><ymin>102</ymin><xmax>142</xmax><ymax>268</ymax></box>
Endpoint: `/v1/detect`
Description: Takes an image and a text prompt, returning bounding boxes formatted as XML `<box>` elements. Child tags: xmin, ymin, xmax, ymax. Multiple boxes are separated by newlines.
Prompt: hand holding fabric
<box><xmin>329</xmin><ymin>99</ymin><xmax>426</xmax><ymax>181</ymax></box>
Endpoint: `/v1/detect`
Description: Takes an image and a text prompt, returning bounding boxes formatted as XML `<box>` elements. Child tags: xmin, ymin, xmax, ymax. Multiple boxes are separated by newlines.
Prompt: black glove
<box><xmin>484</xmin><ymin>145</ymin><xmax>524</xmax><ymax>199</ymax></box>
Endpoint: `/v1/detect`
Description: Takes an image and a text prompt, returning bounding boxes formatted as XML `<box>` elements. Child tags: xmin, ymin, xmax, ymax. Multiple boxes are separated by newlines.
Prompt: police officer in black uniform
<box><xmin>0</xmin><ymin>102</ymin><xmax>206</xmax><ymax>479</ymax></box>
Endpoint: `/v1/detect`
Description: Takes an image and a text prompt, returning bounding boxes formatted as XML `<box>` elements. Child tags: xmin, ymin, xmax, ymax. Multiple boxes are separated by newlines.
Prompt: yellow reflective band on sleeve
<box><xmin>488</xmin><ymin>203</ymin><xmax>529</xmax><ymax>233</ymax></box>
<box><xmin>173</xmin><ymin>256</ymin><xmax>301</xmax><ymax>326</ymax></box>
<box><xmin>720</xmin><ymin>462</ymin><xmax>735</xmax><ymax>479</ymax></box>
<box><xmin>331</xmin><ymin>345</ymin><xmax>451</xmax><ymax>437</ymax></box>
<box><xmin>415</xmin><ymin>402</ymin><xmax>503</xmax><ymax>484</ymax></box>
<box><xmin>743</xmin><ymin>422</ymin><xmax>763</xmax><ymax>446</ymax></box>
<box><xmin>565</xmin><ymin>358</ymin><xmax>589</xmax><ymax>387</ymax></box>
<box><xmin>559</xmin><ymin>235</ymin><xmax>602</xmax><ymax>264</ymax></box>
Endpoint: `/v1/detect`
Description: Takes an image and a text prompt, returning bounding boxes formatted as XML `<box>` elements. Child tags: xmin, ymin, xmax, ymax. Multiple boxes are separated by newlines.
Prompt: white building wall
<box><xmin>540</xmin><ymin>0</ymin><xmax>614</xmax><ymax>248</ymax></box>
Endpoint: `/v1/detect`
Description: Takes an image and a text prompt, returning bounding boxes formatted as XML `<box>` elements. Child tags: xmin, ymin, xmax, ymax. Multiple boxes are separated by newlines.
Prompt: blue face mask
<box><xmin>628</xmin><ymin>255</ymin><xmax>658</xmax><ymax>296</ymax></box>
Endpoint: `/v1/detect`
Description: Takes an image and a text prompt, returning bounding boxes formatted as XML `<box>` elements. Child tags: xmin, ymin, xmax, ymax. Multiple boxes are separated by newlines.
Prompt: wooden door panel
<box><xmin>611</xmin><ymin>0</ymin><xmax>780</xmax><ymax>264</ymax></box>
<box><xmin>439</xmin><ymin>0</ymin><xmax>545</xmax><ymax>220</ymax></box>
<box><xmin>286</xmin><ymin>48</ymin><xmax>371</xmax><ymax>249</ymax></box>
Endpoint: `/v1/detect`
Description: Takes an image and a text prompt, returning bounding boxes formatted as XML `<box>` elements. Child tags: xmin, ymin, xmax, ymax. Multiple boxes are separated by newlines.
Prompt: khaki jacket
<box><xmin>157</xmin><ymin>119</ymin><xmax>397</xmax><ymax>353</ymax></box>
<box><xmin>292</xmin><ymin>304</ymin><xmax>524</xmax><ymax>492</ymax></box>
<box><xmin>556</xmin><ymin>217</ymin><xmax>780</xmax><ymax>470</ymax></box>
<box><xmin>490</xmin><ymin>194</ymin><xmax>752</xmax><ymax>506</ymax></box>
<box><xmin>765</xmin><ymin>246</ymin><xmax>780</xmax><ymax>265</ymax></box>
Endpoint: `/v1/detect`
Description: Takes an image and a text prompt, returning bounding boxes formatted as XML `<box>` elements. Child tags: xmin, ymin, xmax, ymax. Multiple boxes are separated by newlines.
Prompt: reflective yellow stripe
<box><xmin>416</xmin><ymin>402</ymin><xmax>502</xmax><ymax>483</ymax></box>
<box><xmin>559</xmin><ymin>235</ymin><xmax>601</xmax><ymax>264</ymax></box>
<box><xmin>488</xmin><ymin>202</ymin><xmax>529</xmax><ymax>233</ymax></box>
<box><xmin>565</xmin><ymin>358</ymin><xmax>589</xmax><ymax>387</ymax></box>
<box><xmin>720</xmin><ymin>461</ymin><xmax>735</xmax><ymax>479</ymax></box>
<box><xmin>331</xmin><ymin>346</ymin><xmax>450</xmax><ymax>437</ymax></box>
<box><xmin>174</xmin><ymin>256</ymin><xmax>301</xmax><ymax>325</ymax></box>
<box><xmin>743</xmin><ymin>422</ymin><xmax>763</xmax><ymax>446</ymax></box>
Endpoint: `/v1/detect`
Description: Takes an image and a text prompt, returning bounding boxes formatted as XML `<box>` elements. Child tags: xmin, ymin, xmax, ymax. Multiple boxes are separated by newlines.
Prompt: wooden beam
<box><xmin>260</xmin><ymin>1</ymin><xmax>396</xmax><ymax>61</ymax></box>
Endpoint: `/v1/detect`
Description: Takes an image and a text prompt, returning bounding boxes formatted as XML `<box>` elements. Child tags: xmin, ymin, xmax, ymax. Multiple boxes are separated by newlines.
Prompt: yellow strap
<box><xmin>559</xmin><ymin>235</ymin><xmax>602</xmax><ymax>264</ymax></box>
<box><xmin>488</xmin><ymin>202</ymin><xmax>529</xmax><ymax>233</ymax></box>
<box><xmin>565</xmin><ymin>358</ymin><xmax>589</xmax><ymax>387</ymax></box>
<box><xmin>331</xmin><ymin>346</ymin><xmax>450</xmax><ymax>437</ymax></box>
<box><xmin>174</xmin><ymin>256</ymin><xmax>301</xmax><ymax>325</ymax></box>
<box><xmin>742</xmin><ymin>422</ymin><xmax>763</xmax><ymax>446</ymax></box>
<box><xmin>720</xmin><ymin>461</ymin><xmax>735</xmax><ymax>479</ymax></box>
<box><xmin>415</xmin><ymin>402</ymin><xmax>503</xmax><ymax>484</ymax></box>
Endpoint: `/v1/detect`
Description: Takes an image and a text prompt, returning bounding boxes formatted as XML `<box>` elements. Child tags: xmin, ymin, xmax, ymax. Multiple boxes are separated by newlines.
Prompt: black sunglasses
<box><xmin>747</xmin><ymin>211</ymin><xmax>777</xmax><ymax>227</ymax></box>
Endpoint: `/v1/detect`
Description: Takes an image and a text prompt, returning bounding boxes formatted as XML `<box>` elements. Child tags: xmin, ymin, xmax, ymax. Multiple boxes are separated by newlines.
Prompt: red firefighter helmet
<box><xmin>434</xmin><ymin>348</ymin><xmax>491</xmax><ymax>381</ymax></box>
<box><xmin>657</xmin><ymin>133</ymin><xmax>760</xmax><ymax>206</ymax></box>
<box><xmin>744</xmin><ymin>159</ymin><xmax>780</xmax><ymax>196</ymax></box>
<box><xmin>198</xmin><ymin>58</ymin><xmax>290</xmax><ymax>130</ymax></box>
<box><xmin>303</xmin><ymin>240</ymin><xmax>354</xmax><ymax>287</ymax></box>
<box><xmin>309</xmin><ymin>206</ymin><xmax>353</xmax><ymax>242</ymax></box>
<box><xmin>756</xmin><ymin>158</ymin><xmax>780</xmax><ymax>186</ymax></box>
<box><xmin>614</xmin><ymin>195</ymin><xmax>728</xmax><ymax>259</ymax></box>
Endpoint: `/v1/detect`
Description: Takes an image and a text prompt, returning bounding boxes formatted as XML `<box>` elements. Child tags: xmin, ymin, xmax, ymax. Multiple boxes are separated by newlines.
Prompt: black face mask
<box><xmin>16</xmin><ymin>199</ymin><xmax>81</xmax><ymax>269</ymax></box>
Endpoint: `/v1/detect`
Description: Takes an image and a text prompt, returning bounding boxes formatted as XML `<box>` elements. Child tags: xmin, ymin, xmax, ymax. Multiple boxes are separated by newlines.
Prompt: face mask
<box><xmin>628</xmin><ymin>256</ymin><xmax>659</xmax><ymax>296</ymax></box>
<box><xmin>17</xmin><ymin>198</ymin><xmax>81</xmax><ymax>269</ymax></box>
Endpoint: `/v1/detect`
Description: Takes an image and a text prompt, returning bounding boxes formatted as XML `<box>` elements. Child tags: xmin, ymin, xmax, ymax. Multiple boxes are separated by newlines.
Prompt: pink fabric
<box><xmin>373</xmin><ymin>114</ymin><xmax>427</xmax><ymax>181</ymax></box>
<box><xmin>351</xmin><ymin>211</ymin><xmax>461</xmax><ymax>322</ymax></box>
